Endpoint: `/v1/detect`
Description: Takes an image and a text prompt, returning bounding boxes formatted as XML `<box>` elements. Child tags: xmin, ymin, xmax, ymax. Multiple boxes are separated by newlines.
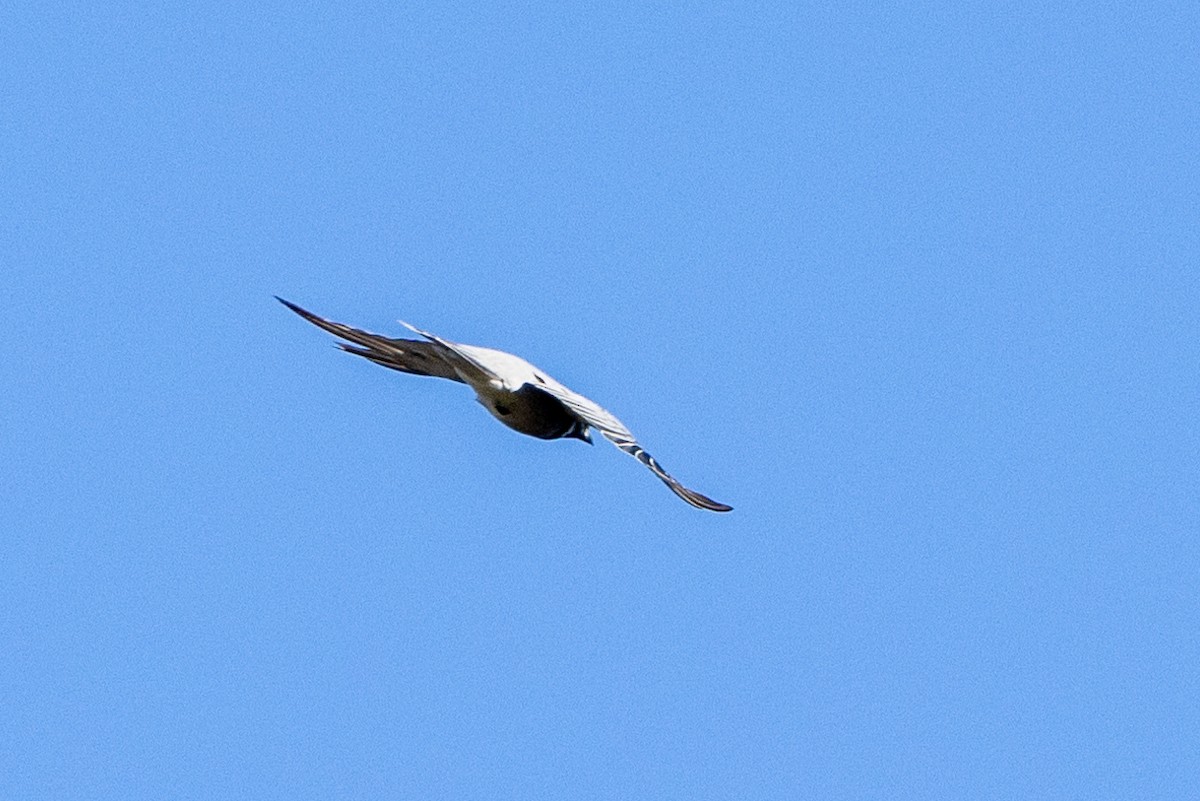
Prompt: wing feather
<box><xmin>535</xmin><ymin>379</ymin><xmax>733</xmax><ymax>512</ymax></box>
<box><xmin>276</xmin><ymin>297</ymin><xmax>463</xmax><ymax>382</ymax></box>
<box><xmin>395</xmin><ymin>319</ymin><xmax>507</xmax><ymax>387</ymax></box>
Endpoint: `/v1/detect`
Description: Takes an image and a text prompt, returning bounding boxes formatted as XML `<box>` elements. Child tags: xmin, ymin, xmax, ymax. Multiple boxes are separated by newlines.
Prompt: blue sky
<box><xmin>3</xmin><ymin>3</ymin><xmax>1197</xmax><ymax>798</ymax></box>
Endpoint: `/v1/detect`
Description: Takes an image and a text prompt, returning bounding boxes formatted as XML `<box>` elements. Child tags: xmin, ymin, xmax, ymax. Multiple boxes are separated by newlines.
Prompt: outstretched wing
<box><xmin>276</xmin><ymin>297</ymin><xmax>464</xmax><ymax>382</ymax></box>
<box><xmin>534</xmin><ymin>379</ymin><xmax>733</xmax><ymax>513</ymax></box>
<box><xmin>395</xmin><ymin>319</ymin><xmax>506</xmax><ymax>388</ymax></box>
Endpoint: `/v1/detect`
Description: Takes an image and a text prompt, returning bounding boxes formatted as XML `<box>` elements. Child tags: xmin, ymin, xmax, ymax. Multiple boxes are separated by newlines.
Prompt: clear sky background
<box><xmin>3</xmin><ymin>3</ymin><xmax>1197</xmax><ymax>799</ymax></box>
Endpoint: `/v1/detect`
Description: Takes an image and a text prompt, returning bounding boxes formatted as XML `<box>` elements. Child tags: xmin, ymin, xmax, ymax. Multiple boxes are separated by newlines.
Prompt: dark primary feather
<box><xmin>613</xmin><ymin>440</ymin><xmax>733</xmax><ymax>512</ymax></box>
<box><xmin>275</xmin><ymin>297</ymin><xmax>463</xmax><ymax>382</ymax></box>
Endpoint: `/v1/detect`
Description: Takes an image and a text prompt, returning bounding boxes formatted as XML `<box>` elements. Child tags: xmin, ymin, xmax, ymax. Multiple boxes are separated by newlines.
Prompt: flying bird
<box><xmin>276</xmin><ymin>297</ymin><xmax>732</xmax><ymax>512</ymax></box>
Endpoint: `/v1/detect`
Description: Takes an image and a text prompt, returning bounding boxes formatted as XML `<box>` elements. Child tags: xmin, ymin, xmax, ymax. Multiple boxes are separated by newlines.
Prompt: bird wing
<box><xmin>534</xmin><ymin>378</ymin><xmax>733</xmax><ymax>513</ymax></box>
<box><xmin>276</xmin><ymin>297</ymin><xmax>464</xmax><ymax>382</ymax></box>
<box><xmin>392</xmin><ymin>320</ymin><xmax>559</xmax><ymax>395</ymax></box>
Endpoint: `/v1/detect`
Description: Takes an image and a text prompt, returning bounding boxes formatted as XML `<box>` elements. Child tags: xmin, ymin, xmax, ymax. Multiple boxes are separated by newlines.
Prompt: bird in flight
<box><xmin>277</xmin><ymin>297</ymin><xmax>732</xmax><ymax>512</ymax></box>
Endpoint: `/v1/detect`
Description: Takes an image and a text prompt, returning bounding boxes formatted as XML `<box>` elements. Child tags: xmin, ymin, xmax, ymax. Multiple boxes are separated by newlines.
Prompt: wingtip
<box><xmin>692</xmin><ymin>494</ymin><xmax>733</xmax><ymax>513</ymax></box>
<box><xmin>675</xmin><ymin>484</ymin><xmax>733</xmax><ymax>512</ymax></box>
<box><xmin>276</xmin><ymin>297</ymin><xmax>322</xmax><ymax>324</ymax></box>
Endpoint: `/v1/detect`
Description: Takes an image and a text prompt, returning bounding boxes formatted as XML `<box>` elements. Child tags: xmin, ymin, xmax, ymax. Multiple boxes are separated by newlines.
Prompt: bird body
<box><xmin>473</xmin><ymin>381</ymin><xmax>589</xmax><ymax>441</ymax></box>
<box><xmin>277</xmin><ymin>297</ymin><xmax>731</xmax><ymax>512</ymax></box>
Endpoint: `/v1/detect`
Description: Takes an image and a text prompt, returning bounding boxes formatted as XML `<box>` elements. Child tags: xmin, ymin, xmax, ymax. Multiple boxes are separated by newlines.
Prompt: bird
<box><xmin>276</xmin><ymin>297</ymin><xmax>732</xmax><ymax>512</ymax></box>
